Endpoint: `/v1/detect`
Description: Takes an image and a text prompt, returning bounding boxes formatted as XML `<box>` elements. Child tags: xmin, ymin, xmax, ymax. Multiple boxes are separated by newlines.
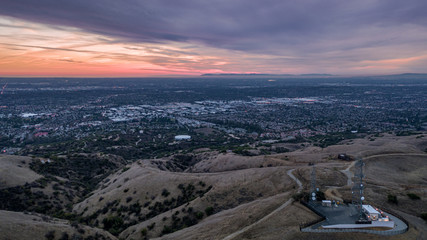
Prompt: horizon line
<box><xmin>1</xmin><ymin>72</ymin><xmax>427</xmax><ymax>79</ymax></box>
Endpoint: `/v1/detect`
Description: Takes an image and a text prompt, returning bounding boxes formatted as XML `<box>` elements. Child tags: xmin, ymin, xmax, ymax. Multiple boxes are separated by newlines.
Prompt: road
<box><xmin>287</xmin><ymin>169</ymin><xmax>303</xmax><ymax>191</ymax></box>
<box><xmin>340</xmin><ymin>160</ymin><xmax>356</xmax><ymax>186</ymax></box>
<box><xmin>340</xmin><ymin>153</ymin><xmax>427</xmax><ymax>187</ymax></box>
<box><xmin>222</xmin><ymin>169</ymin><xmax>302</xmax><ymax>240</ymax></box>
<box><xmin>222</xmin><ymin>153</ymin><xmax>426</xmax><ymax>240</ymax></box>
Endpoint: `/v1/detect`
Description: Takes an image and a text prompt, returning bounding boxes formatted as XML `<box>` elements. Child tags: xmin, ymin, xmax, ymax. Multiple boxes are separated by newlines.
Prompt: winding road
<box><xmin>222</xmin><ymin>153</ymin><xmax>426</xmax><ymax>240</ymax></box>
<box><xmin>222</xmin><ymin>169</ymin><xmax>302</xmax><ymax>240</ymax></box>
<box><xmin>340</xmin><ymin>153</ymin><xmax>427</xmax><ymax>187</ymax></box>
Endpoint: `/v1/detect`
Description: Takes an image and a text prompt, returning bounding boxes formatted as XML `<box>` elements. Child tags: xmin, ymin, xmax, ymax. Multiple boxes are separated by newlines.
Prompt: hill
<box><xmin>0</xmin><ymin>210</ymin><xmax>116</xmax><ymax>240</ymax></box>
<box><xmin>0</xmin><ymin>155</ymin><xmax>41</xmax><ymax>189</ymax></box>
<box><xmin>0</xmin><ymin>133</ymin><xmax>426</xmax><ymax>239</ymax></box>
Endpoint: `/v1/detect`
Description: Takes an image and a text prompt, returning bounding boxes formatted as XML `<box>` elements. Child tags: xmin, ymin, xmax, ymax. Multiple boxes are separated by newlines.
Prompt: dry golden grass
<box><xmin>146</xmin><ymin>192</ymin><xmax>296</xmax><ymax>240</ymax></box>
<box><xmin>0</xmin><ymin>155</ymin><xmax>41</xmax><ymax>189</ymax></box>
<box><xmin>0</xmin><ymin>210</ymin><xmax>116</xmax><ymax>240</ymax></box>
<box><xmin>2</xmin><ymin>133</ymin><xmax>426</xmax><ymax>239</ymax></box>
<box><xmin>363</xmin><ymin>154</ymin><xmax>427</xmax><ymax>217</ymax></box>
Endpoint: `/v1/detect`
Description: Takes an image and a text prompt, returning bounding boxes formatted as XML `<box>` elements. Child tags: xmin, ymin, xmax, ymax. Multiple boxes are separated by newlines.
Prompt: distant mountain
<box><xmin>201</xmin><ymin>73</ymin><xmax>332</xmax><ymax>77</ymax></box>
<box><xmin>393</xmin><ymin>73</ymin><xmax>427</xmax><ymax>76</ymax></box>
<box><xmin>299</xmin><ymin>74</ymin><xmax>333</xmax><ymax>76</ymax></box>
<box><xmin>366</xmin><ymin>73</ymin><xmax>427</xmax><ymax>79</ymax></box>
<box><xmin>201</xmin><ymin>73</ymin><xmax>427</xmax><ymax>78</ymax></box>
<box><xmin>201</xmin><ymin>73</ymin><xmax>292</xmax><ymax>76</ymax></box>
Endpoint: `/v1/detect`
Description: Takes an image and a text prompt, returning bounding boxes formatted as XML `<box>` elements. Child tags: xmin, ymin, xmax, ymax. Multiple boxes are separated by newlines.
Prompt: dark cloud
<box><xmin>0</xmin><ymin>42</ymin><xmax>96</xmax><ymax>53</ymax></box>
<box><xmin>0</xmin><ymin>0</ymin><xmax>426</xmax><ymax>55</ymax></box>
<box><xmin>56</xmin><ymin>58</ymin><xmax>83</xmax><ymax>64</ymax></box>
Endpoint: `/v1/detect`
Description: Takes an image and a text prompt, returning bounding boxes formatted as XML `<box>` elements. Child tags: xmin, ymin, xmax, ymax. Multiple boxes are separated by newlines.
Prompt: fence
<box><xmin>372</xmin><ymin>206</ymin><xmax>410</xmax><ymax>229</ymax></box>
<box><xmin>301</xmin><ymin>227</ymin><xmax>408</xmax><ymax>236</ymax></box>
<box><xmin>299</xmin><ymin>201</ymin><xmax>326</xmax><ymax>230</ymax></box>
<box><xmin>299</xmin><ymin>201</ymin><xmax>408</xmax><ymax>236</ymax></box>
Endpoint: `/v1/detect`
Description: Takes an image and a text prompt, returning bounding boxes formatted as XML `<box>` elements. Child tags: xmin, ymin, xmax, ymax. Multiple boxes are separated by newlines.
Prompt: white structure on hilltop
<box><xmin>174</xmin><ymin>135</ymin><xmax>191</xmax><ymax>141</ymax></box>
<box><xmin>363</xmin><ymin>205</ymin><xmax>380</xmax><ymax>221</ymax></box>
<box><xmin>320</xmin><ymin>158</ymin><xmax>396</xmax><ymax>230</ymax></box>
<box><xmin>322</xmin><ymin>200</ymin><xmax>332</xmax><ymax>207</ymax></box>
<box><xmin>323</xmin><ymin>204</ymin><xmax>395</xmax><ymax>229</ymax></box>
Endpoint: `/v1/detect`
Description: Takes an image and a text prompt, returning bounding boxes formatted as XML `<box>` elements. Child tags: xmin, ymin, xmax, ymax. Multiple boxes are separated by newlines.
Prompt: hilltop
<box><xmin>0</xmin><ymin>133</ymin><xmax>426</xmax><ymax>239</ymax></box>
<box><xmin>0</xmin><ymin>155</ymin><xmax>41</xmax><ymax>189</ymax></box>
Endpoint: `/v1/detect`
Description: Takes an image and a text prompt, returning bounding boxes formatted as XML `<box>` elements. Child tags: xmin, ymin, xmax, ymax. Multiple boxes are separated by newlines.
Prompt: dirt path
<box><xmin>363</xmin><ymin>152</ymin><xmax>426</xmax><ymax>160</ymax></box>
<box><xmin>222</xmin><ymin>169</ymin><xmax>302</xmax><ymax>240</ymax></box>
<box><xmin>339</xmin><ymin>153</ymin><xmax>426</xmax><ymax>187</ymax></box>
<box><xmin>287</xmin><ymin>169</ymin><xmax>303</xmax><ymax>191</ymax></box>
<box><xmin>340</xmin><ymin>160</ymin><xmax>356</xmax><ymax>186</ymax></box>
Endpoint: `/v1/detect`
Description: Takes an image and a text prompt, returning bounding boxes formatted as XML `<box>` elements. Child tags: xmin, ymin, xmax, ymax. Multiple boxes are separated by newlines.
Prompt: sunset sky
<box><xmin>0</xmin><ymin>0</ymin><xmax>427</xmax><ymax>77</ymax></box>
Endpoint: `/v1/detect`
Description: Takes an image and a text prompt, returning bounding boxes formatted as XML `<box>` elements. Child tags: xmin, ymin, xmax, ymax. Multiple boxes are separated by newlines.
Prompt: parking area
<box><xmin>308</xmin><ymin>202</ymin><xmax>360</xmax><ymax>229</ymax></box>
<box><xmin>304</xmin><ymin>202</ymin><xmax>408</xmax><ymax>235</ymax></box>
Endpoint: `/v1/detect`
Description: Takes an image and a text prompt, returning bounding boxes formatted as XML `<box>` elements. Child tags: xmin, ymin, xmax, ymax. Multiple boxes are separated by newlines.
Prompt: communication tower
<box><xmin>351</xmin><ymin>158</ymin><xmax>366</xmax><ymax>221</ymax></box>
<box><xmin>310</xmin><ymin>164</ymin><xmax>318</xmax><ymax>202</ymax></box>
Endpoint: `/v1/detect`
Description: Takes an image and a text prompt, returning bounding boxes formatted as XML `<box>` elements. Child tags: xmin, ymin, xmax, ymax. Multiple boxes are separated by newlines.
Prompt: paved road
<box><xmin>222</xmin><ymin>169</ymin><xmax>302</xmax><ymax>240</ymax></box>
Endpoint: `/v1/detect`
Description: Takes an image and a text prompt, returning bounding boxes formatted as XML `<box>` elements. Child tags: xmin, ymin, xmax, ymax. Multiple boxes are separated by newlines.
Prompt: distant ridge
<box><xmin>201</xmin><ymin>73</ymin><xmax>333</xmax><ymax>77</ymax></box>
<box><xmin>366</xmin><ymin>73</ymin><xmax>427</xmax><ymax>79</ymax></box>
<box><xmin>201</xmin><ymin>73</ymin><xmax>291</xmax><ymax>76</ymax></box>
<box><xmin>201</xmin><ymin>73</ymin><xmax>427</xmax><ymax>78</ymax></box>
<box><xmin>299</xmin><ymin>74</ymin><xmax>334</xmax><ymax>76</ymax></box>
<box><xmin>393</xmin><ymin>73</ymin><xmax>427</xmax><ymax>76</ymax></box>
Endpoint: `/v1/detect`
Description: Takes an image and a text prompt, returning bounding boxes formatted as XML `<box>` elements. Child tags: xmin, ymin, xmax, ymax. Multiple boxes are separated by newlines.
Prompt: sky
<box><xmin>0</xmin><ymin>0</ymin><xmax>427</xmax><ymax>77</ymax></box>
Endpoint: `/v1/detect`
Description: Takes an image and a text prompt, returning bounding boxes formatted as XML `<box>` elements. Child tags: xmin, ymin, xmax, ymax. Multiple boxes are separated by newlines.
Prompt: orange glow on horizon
<box><xmin>0</xmin><ymin>17</ymin><xmax>236</xmax><ymax>77</ymax></box>
<box><xmin>1</xmin><ymin>16</ymin><xmax>426</xmax><ymax>77</ymax></box>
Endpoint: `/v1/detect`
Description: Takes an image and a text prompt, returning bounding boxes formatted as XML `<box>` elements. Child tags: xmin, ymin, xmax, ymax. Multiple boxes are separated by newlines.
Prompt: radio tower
<box><xmin>351</xmin><ymin>158</ymin><xmax>366</xmax><ymax>221</ymax></box>
<box><xmin>310</xmin><ymin>164</ymin><xmax>317</xmax><ymax>203</ymax></box>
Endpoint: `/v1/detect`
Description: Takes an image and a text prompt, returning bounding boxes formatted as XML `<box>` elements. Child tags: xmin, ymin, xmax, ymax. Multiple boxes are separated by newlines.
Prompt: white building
<box><xmin>174</xmin><ymin>135</ymin><xmax>191</xmax><ymax>141</ymax></box>
<box><xmin>362</xmin><ymin>205</ymin><xmax>380</xmax><ymax>221</ymax></box>
<box><xmin>322</xmin><ymin>200</ymin><xmax>332</xmax><ymax>207</ymax></box>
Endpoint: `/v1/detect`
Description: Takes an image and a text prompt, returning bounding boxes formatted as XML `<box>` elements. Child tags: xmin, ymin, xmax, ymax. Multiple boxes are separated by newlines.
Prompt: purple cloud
<box><xmin>0</xmin><ymin>1</ymin><xmax>425</xmax><ymax>47</ymax></box>
<box><xmin>0</xmin><ymin>0</ymin><xmax>427</xmax><ymax>74</ymax></box>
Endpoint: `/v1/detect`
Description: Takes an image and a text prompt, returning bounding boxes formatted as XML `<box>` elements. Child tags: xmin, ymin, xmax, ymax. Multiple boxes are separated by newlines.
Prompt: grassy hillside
<box><xmin>0</xmin><ymin>133</ymin><xmax>426</xmax><ymax>239</ymax></box>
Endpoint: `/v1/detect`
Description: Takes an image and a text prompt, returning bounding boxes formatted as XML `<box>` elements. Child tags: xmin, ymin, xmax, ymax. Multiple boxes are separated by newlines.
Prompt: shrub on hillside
<box><xmin>407</xmin><ymin>193</ymin><xmax>420</xmax><ymax>200</ymax></box>
<box><xmin>102</xmin><ymin>215</ymin><xmax>124</xmax><ymax>235</ymax></box>
<box><xmin>205</xmin><ymin>206</ymin><xmax>214</xmax><ymax>216</ymax></box>
<box><xmin>387</xmin><ymin>194</ymin><xmax>398</xmax><ymax>204</ymax></box>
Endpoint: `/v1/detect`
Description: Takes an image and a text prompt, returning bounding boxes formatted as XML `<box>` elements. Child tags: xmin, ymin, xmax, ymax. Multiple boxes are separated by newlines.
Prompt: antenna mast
<box><xmin>351</xmin><ymin>158</ymin><xmax>365</xmax><ymax>221</ymax></box>
<box><xmin>310</xmin><ymin>164</ymin><xmax>317</xmax><ymax>203</ymax></box>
